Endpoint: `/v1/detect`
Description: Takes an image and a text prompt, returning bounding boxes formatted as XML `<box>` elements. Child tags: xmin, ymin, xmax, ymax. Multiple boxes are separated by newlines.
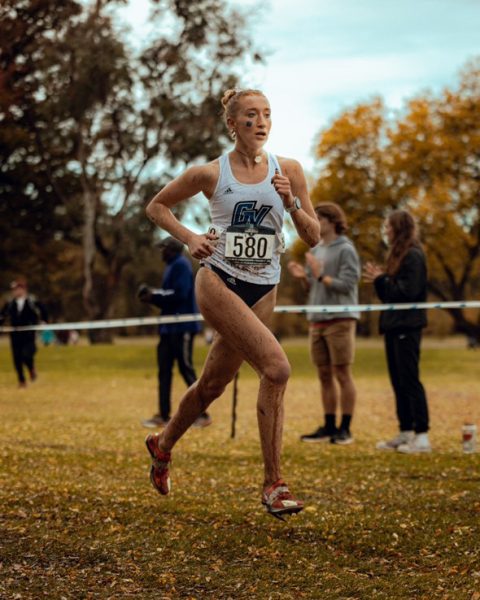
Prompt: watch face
<box><xmin>286</xmin><ymin>197</ymin><xmax>301</xmax><ymax>213</ymax></box>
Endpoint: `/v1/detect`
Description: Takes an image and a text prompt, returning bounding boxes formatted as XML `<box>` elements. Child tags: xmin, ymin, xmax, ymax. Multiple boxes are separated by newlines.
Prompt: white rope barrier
<box><xmin>1</xmin><ymin>300</ymin><xmax>479</xmax><ymax>333</ymax></box>
<box><xmin>278</xmin><ymin>300</ymin><xmax>480</xmax><ymax>314</ymax></box>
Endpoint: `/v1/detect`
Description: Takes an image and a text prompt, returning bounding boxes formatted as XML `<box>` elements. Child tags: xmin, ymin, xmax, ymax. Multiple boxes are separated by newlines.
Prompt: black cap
<box><xmin>156</xmin><ymin>236</ymin><xmax>184</xmax><ymax>253</ymax></box>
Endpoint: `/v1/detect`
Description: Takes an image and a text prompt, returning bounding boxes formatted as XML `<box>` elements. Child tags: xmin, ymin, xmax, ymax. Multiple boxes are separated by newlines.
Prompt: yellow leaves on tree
<box><xmin>307</xmin><ymin>58</ymin><xmax>480</xmax><ymax>339</ymax></box>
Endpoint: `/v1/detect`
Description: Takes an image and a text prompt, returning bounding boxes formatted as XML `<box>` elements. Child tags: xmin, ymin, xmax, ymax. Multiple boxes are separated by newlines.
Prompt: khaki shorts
<box><xmin>309</xmin><ymin>319</ymin><xmax>356</xmax><ymax>367</ymax></box>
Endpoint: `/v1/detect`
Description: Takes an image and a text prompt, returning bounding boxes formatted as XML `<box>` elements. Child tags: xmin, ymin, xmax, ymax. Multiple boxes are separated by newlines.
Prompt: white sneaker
<box><xmin>141</xmin><ymin>415</ymin><xmax>170</xmax><ymax>429</ymax></box>
<box><xmin>376</xmin><ymin>431</ymin><xmax>414</xmax><ymax>451</ymax></box>
<box><xmin>192</xmin><ymin>413</ymin><xmax>212</xmax><ymax>428</ymax></box>
<box><xmin>397</xmin><ymin>433</ymin><xmax>432</xmax><ymax>454</ymax></box>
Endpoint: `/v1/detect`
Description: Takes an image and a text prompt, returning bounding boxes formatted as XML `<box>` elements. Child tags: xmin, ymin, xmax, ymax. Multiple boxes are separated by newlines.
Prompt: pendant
<box><xmin>254</xmin><ymin>155</ymin><xmax>262</xmax><ymax>164</ymax></box>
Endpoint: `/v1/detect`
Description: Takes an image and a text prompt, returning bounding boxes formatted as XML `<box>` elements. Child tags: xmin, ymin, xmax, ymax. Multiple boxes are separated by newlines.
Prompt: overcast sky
<box><xmin>118</xmin><ymin>0</ymin><xmax>480</xmax><ymax>173</ymax></box>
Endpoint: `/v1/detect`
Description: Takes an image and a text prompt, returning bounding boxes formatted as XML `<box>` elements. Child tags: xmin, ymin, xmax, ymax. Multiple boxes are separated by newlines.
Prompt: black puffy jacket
<box><xmin>374</xmin><ymin>247</ymin><xmax>428</xmax><ymax>334</ymax></box>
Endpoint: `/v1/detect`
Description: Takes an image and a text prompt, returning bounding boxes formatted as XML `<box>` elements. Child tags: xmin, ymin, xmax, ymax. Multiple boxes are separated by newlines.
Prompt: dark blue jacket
<box><xmin>150</xmin><ymin>254</ymin><xmax>201</xmax><ymax>334</ymax></box>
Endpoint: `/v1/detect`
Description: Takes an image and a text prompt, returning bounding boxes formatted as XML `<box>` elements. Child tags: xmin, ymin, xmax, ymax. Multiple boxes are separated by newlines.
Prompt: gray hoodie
<box><xmin>306</xmin><ymin>235</ymin><xmax>360</xmax><ymax>322</ymax></box>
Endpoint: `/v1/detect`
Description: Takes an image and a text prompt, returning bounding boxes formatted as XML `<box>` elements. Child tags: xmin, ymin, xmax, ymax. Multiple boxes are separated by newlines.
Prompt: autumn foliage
<box><xmin>307</xmin><ymin>59</ymin><xmax>480</xmax><ymax>340</ymax></box>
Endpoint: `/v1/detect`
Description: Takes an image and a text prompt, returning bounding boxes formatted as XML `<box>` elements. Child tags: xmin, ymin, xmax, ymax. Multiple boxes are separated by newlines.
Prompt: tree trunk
<box><xmin>429</xmin><ymin>281</ymin><xmax>480</xmax><ymax>344</ymax></box>
<box><xmin>81</xmin><ymin>188</ymin><xmax>114</xmax><ymax>344</ymax></box>
<box><xmin>446</xmin><ymin>308</ymin><xmax>480</xmax><ymax>344</ymax></box>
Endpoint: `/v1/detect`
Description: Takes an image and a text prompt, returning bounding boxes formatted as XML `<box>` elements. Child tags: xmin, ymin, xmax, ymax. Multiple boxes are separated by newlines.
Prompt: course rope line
<box><xmin>1</xmin><ymin>300</ymin><xmax>479</xmax><ymax>332</ymax></box>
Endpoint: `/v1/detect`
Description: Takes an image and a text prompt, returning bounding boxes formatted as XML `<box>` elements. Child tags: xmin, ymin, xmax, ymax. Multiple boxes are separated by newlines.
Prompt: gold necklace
<box><xmin>235</xmin><ymin>148</ymin><xmax>263</xmax><ymax>164</ymax></box>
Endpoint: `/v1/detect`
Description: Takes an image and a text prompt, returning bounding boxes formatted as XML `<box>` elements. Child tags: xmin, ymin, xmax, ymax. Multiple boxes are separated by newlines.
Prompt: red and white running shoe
<box><xmin>145</xmin><ymin>433</ymin><xmax>171</xmax><ymax>495</ymax></box>
<box><xmin>262</xmin><ymin>479</ymin><xmax>304</xmax><ymax>520</ymax></box>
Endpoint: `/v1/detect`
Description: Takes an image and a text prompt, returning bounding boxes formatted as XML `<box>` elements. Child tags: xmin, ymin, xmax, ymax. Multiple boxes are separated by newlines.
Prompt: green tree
<box><xmin>0</xmin><ymin>0</ymin><xmax>261</xmax><ymax>339</ymax></box>
<box><xmin>0</xmin><ymin>0</ymin><xmax>83</xmax><ymax>307</ymax></box>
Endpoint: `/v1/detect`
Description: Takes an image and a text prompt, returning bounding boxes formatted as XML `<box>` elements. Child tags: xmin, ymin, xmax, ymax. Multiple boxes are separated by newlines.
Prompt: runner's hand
<box><xmin>188</xmin><ymin>233</ymin><xmax>216</xmax><ymax>259</ymax></box>
<box><xmin>271</xmin><ymin>169</ymin><xmax>294</xmax><ymax>206</ymax></box>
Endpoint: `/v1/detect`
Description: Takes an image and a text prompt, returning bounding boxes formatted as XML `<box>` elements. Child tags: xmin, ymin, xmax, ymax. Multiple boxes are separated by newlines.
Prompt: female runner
<box><xmin>145</xmin><ymin>89</ymin><xmax>320</xmax><ymax>518</ymax></box>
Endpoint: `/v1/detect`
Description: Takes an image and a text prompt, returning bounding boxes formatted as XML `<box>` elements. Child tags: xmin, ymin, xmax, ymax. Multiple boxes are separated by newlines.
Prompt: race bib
<box><xmin>224</xmin><ymin>225</ymin><xmax>275</xmax><ymax>266</ymax></box>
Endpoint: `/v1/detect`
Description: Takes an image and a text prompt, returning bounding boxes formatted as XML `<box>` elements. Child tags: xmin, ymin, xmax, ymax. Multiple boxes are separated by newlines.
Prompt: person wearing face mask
<box><xmin>0</xmin><ymin>277</ymin><xmax>48</xmax><ymax>388</ymax></box>
<box><xmin>363</xmin><ymin>210</ymin><xmax>431</xmax><ymax>454</ymax></box>
<box><xmin>143</xmin><ymin>88</ymin><xmax>320</xmax><ymax>519</ymax></box>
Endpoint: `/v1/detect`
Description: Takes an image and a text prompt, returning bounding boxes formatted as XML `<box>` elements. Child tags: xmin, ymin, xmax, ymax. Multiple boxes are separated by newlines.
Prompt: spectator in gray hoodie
<box><xmin>288</xmin><ymin>203</ymin><xmax>360</xmax><ymax>444</ymax></box>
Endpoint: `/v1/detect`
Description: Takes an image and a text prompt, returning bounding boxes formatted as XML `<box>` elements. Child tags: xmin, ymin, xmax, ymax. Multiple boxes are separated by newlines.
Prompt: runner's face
<box><xmin>232</xmin><ymin>95</ymin><xmax>271</xmax><ymax>148</ymax></box>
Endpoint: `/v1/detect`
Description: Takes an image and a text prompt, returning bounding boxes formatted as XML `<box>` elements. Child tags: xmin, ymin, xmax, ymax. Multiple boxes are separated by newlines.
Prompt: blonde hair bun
<box><xmin>221</xmin><ymin>89</ymin><xmax>238</xmax><ymax>109</ymax></box>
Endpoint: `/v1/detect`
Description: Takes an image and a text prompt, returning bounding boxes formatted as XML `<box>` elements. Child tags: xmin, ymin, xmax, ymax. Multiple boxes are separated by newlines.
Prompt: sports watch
<box><xmin>285</xmin><ymin>196</ymin><xmax>301</xmax><ymax>214</ymax></box>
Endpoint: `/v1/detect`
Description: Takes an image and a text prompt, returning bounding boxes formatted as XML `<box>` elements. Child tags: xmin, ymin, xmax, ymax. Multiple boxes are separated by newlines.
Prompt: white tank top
<box><xmin>203</xmin><ymin>152</ymin><xmax>285</xmax><ymax>284</ymax></box>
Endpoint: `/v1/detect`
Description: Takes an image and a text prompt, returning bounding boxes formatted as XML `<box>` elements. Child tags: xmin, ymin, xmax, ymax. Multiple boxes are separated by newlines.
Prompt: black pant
<box><xmin>157</xmin><ymin>332</ymin><xmax>197</xmax><ymax>419</ymax></box>
<box><xmin>10</xmin><ymin>334</ymin><xmax>36</xmax><ymax>384</ymax></box>
<box><xmin>384</xmin><ymin>329</ymin><xmax>429</xmax><ymax>433</ymax></box>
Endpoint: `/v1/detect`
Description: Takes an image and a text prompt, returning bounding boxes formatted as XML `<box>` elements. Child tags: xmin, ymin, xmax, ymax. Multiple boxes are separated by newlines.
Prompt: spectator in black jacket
<box><xmin>363</xmin><ymin>210</ymin><xmax>431</xmax><ymax>454</ymax></box>
<box><xmin>138</xmin><ymin>237</ymin><xmax>211</xmax><ymax>429</ymax></box>
<box><xmin>0</xmin><ymin>277</ymin><xmax>48</xmax><ymax>388</ymax></box>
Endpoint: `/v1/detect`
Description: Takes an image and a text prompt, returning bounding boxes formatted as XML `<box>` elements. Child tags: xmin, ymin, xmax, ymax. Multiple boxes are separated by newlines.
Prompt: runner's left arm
<box><xmin>272</xmin><ymin>159</ymin><xmax>320</xmax><ymax>247</ymax></box>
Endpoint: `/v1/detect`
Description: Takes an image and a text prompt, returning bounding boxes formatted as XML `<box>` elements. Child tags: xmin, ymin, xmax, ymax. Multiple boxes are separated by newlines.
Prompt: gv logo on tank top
<box><xmin>231</xmin><ymin>201</ymin><xmax>272</xmax><ymax>227</ymax></box>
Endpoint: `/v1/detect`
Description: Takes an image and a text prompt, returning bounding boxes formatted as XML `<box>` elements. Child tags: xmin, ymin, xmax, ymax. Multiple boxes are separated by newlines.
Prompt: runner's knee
<box><xmin>263</xmin><ymin>358</ymin><xmax>290</xmax><ymax>386</ymax></box>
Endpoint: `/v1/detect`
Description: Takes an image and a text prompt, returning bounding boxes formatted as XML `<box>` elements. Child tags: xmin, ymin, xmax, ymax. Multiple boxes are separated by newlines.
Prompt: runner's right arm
<box><xmin>146</xmin><ymin>164</ymin><xmax>218</xmax><ymax>259</ymax></box>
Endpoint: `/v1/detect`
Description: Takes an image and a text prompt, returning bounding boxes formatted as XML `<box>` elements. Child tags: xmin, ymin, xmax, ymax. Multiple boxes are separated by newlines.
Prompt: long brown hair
<box><xmin>385</xmin><ymin>210</ymin><xmax>422</xmax><ymax>276</ymax></box>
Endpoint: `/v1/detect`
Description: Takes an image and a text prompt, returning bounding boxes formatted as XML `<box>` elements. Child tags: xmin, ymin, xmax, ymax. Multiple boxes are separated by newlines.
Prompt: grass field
<box><xmin>0</xmin><ymin>336</ymin><xmax>479</xmax><ymax>599</ymax></box>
